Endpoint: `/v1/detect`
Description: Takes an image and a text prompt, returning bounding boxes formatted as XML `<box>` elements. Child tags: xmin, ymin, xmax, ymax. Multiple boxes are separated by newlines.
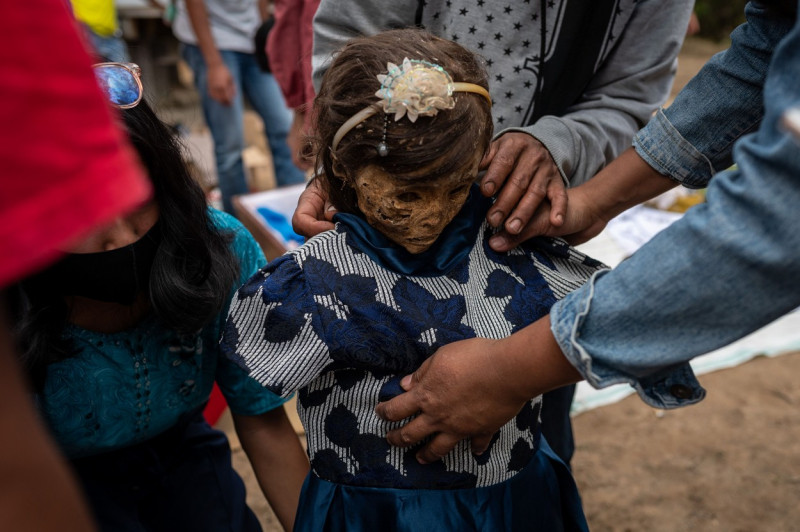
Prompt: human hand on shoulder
<box><xmin>488</xmin><ymin>184</ymin><xmax>608</xmax><ymax>252</ymax></box>
<box><xmin>291</xmin><ymin>177</ymin><xmax>337</xmax><ymax>238</ymax></box>
<box><xmin>480</xmin><ymin>132</ymin><xmax>567</xmax><ymax>234</ymax></box>
<box><xmin>487</xmin><ymin>146</ymin><xmax>678</xmax><ymax>252</ymax></box>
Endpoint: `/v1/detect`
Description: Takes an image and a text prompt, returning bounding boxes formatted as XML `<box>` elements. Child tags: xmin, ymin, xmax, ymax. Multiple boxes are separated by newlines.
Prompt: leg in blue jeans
<box><xmin>239</xmin><ymin>53</ymin><xmax>306</xmax><ymax>187</ymax></box>
<box><xmin>83</xmin><ymin>24</ymin><xmax>130</xmax><ymax>63</ymax></box>
<box><xmin>182</xmin><ymin>44</ymin><xmax>249</xmax><ymax>215</ymax></box>
<box><xmin>182</xmin><ymin>45</ymin><xmax>305</xmax><ymax>216</ymax></box>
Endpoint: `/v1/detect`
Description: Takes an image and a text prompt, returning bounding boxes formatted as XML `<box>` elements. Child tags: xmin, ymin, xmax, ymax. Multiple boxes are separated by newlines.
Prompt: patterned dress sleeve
<box><xmin>220</xmin><ymin>254</ymin><xmax>331</xmax><ymax>398</ymax></box>
<box><xmin>209</xmin><ymin>209</ymin><xmax>289</xmax><ymax>415</ymax></box>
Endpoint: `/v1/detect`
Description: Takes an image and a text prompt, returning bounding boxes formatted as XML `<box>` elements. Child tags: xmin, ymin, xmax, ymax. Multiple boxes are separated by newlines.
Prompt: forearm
<box><xmin>496</xmin><ymin>315</ymin><xmax>583</xmax><ymax>402</ymax></box>
<box><xmin>577</xmin><ymin>147</ymin><xmax>677</xmax><ymax>223</ymax></box>
<box><xmin>548</xmin><ymin>6</ymin><xmax>800</xmax><ymax>406</ymax></box>
<box><xmin>0</xmin><ymin>308</ymin><xmax>96</xmax><ymax>531</ymax></box>
<box><xmin>233</xmin><ymin>408</ymin><xmax>308</xmax><ymax>531</ymax></box>
<box><xmin>184</xmin><ymin>0</ymin><xmax>223</xmax><ymax>67</ymax></box>
<box><xmin>551</xmin><ymin>20</ymin><xmax>800</xmax><ymax>406</ymax></box>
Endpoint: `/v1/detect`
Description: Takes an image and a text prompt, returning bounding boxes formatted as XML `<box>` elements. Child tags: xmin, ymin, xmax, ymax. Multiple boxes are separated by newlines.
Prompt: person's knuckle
<box><xmin>527</xmin><ymin>181</ymin><xmax>548</xmax><ymax>197</ymax></box>
<box><xmin>419</xmin><ymin>448</ymin><xmax>438</xmax><ymax>463</ymax></box>
<box><xmin>428</xmin><ymin>442</ymin><xmax>450</xmax><ymax>459</ymax></box>
<box><xmin>386</xmin><ymin>431</ymin><xmax>403</xmax><ymax>447</ymax></box>
<box><xmin>492</xmin><ymin>151</ymin><xmax>516</xmax><ymax>170</ymax></box>
<box><xmin>380</xmin><ymin>402</ymin><xmax>397</xmax><ymax>421</ymax></box>
<box><xmin>508</xmin><ymin>173</ymin><xmax>531</xmax><ymax>189</ymax></box>
<box><xmin>399</xmin><ymin>430</ymin><xmax>416</xmax><ymax>446</ymax></box>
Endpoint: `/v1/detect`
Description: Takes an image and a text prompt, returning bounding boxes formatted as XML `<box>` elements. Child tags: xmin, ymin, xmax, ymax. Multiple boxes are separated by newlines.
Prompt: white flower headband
<box><xmin>331</xmin><ymin>58</ymin><xmax>492</xmax><ymax>155</ymax></box>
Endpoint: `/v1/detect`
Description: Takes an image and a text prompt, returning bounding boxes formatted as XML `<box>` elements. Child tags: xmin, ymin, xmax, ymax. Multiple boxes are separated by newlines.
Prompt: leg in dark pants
<box><xmin>73</xmin><ymin>412</ymin><xmax>262</xmax><ymax>531</ymax></box>
<box><xmin>540</xmin><ymin>384</ymin><xmax>576</xmax><ymax>468</ymax></box>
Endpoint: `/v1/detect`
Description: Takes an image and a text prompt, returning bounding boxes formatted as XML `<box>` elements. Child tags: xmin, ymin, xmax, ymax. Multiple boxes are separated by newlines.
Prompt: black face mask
<box><xmin>26</xmin><ymin>222</ymin><xmax>162</xmax><ymax>305</ymax></box>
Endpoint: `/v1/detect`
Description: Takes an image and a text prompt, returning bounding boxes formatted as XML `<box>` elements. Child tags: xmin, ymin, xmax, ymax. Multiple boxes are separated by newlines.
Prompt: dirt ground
<box><xmin>210</xmin><ymin>37</ymin><xmax>800</xmax><ymax>532</ymax></box>
<box><xmin>573</xmin><ymin>351</ymin><xmax>800</xmax><ymax>532</ymax></box>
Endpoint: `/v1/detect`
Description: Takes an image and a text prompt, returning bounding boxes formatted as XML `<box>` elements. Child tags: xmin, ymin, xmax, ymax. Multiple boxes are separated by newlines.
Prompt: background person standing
<box><xmin>172</xmin><ymin>0</ymin><xmax>306</xmax><ymax>215</ymax></box>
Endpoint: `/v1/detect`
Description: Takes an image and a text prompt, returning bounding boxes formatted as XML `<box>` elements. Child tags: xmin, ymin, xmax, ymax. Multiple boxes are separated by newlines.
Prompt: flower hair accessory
<box><xmin>331</xmin><ymin>58</ymin><xmax>491</xmax><ymax>153</ymax></box>
<box><xmin>377</xmin><ymin>58</ymin><xmax>456</xmax><ymax>122</ymax></box>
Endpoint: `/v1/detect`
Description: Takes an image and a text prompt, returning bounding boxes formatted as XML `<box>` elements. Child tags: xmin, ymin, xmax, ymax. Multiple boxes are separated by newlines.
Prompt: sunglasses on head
<box><xmin>92</xmin><ymin>62</ymin><xmax>143</xmax><ymax>109</ymax></box>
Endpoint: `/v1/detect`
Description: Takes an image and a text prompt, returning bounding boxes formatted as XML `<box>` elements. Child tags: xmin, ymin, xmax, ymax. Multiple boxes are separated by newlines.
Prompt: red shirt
<box><xmin>267</xmin><ymin>0</ymin><xmax>320</xmax><ymax>114</ymax></box>
<box><xmin>0</xmin><ymin>0</ymin><xmax>151</xmax><ymax>287</ymax></box>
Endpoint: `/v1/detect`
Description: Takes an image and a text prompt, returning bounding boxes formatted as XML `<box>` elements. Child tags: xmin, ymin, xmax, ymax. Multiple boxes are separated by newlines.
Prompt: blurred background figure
<box><xmin>687</xmin><ymin>11</ymin><xmax>702</xmax><ymax>36</ymax></box>
<box><xmin>266</xmin><ymin>0</ymin><xmax>320</xmax><ymax>172</ymax></box>
<box><xmin>171</xmin><ymin>0</ymin><xmax>306</xmax><ymax>216</ymax></box>
<box><xmin>71</xmin><ymin>0</ymin><xmax>132</xmax><ymax>62</ymax></box>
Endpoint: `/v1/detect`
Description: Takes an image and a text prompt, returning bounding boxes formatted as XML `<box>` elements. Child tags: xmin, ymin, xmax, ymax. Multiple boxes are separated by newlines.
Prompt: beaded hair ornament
<box><xmin>331</xmin><ymin>58</ymin><xmax>492</xmax><ymax>156</ymax></box>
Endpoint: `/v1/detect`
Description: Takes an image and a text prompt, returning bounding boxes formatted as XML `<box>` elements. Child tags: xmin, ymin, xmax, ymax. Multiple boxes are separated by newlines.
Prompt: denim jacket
<box><xmin>550</xmin><ymin>1</ymin><xmax>800</xmax><ymax>409</ymax></box>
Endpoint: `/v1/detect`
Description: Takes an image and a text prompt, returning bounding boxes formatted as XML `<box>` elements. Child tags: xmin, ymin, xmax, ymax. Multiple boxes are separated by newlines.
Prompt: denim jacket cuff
<box><xmin>551</xmin><ymin>270</ymin><xmax>706</xmax><ymax>409</ymax></box>
<box><xmin>633</xmin><ymin>109</ymin><xmax>715</xmax><ymax>189</ymax></box>
<box><xmin>494</xmin><ymin>125</ymin><xmax>570</xmax><ymax>186</ymax></box>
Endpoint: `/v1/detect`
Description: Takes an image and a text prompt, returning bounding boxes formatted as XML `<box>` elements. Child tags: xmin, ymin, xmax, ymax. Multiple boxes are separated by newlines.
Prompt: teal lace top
<box><xmin>36</xmin><ymin>209</ymin><xmax>286</xmax><ymax>458</ymax></box>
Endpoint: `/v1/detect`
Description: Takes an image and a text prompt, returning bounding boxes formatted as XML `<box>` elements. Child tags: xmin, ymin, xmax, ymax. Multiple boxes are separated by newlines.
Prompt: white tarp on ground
<box><xmin>572</xmin><ymin>204</ymin><xmax>800</xmax><ymax>415</ymax></box>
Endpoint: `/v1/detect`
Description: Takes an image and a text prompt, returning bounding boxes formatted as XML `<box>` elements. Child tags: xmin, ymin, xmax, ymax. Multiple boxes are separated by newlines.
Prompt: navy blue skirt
<box><xmin>294</xmin><ymin>438</ymin><xmax>589</xmax><ymax>531</ymax></box>
<box><xmin>71</xmin><ymin>409</ymin><xmax>261</xmax><ymax>532</ymax></box>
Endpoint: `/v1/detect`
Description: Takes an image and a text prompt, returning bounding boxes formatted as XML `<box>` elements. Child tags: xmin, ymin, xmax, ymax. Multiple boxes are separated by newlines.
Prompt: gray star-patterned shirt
<box><xmin>313</xmin><ymin>0</ymin><xmax>693</xmax><ymax>185</ymax></box>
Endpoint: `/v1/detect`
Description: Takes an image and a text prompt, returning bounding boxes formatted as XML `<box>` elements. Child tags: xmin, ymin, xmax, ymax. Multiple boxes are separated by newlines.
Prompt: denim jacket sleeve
<box><xmin>634</xmin><ymin>2</ymin><xmax>793</xmax><ymax>189</ymax></box>
<box><xmin>550</xmin><ymin>2</ymin><xmax>800</xmax><ymax>409</ymax></box>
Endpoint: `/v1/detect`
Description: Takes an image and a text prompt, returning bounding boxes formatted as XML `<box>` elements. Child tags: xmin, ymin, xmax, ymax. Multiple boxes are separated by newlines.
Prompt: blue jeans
<box><xmin>182</xmin><ymin>44</ymin><xmax>305</xmax><ymax>215</ymax></box>
<box><xmin>81</xmin><ymin>23</ymin><xmax>130</xmax><ymax>63</ymax></box>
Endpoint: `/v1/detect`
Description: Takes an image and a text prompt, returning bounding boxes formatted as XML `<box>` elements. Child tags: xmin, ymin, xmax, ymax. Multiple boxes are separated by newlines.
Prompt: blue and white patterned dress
<box><xmin>222</xmin><ymin>188</ymin><xmax>605</xmax><ymax>530</ymax></box>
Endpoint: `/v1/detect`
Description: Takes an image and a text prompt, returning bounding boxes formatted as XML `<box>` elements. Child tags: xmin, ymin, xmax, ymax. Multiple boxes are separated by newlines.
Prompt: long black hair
<box><xmin>17</xmin><ymin>99</ymin><xmax>239</xmax><ymax>388</ymax></box>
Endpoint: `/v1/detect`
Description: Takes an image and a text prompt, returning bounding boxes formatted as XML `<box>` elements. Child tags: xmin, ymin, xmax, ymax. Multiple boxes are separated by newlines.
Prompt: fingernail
<box><xmin>400</xmin><ymin>374</ymin><xmax>413</xmax><ymax>390</ymax></box>
<box><xmin>490</xmin><ymin>235</ymin><xmax>507</xmax><ymax>249</ymax></box>
<box><xmin>488</xmin><ymin>212</ymin><xmax>503</xmax><ymax>227</ymax></box>
<box><xmin>483</xmin><ymin>182</ymin><xmax>496</xmax><ymax>195</ymax></box>
<box><xmin>555</xmin><ymin>214</ymin><xmax>564</xmax><ymax>224</ymax></box>
<box><xmin>508</xmin><ymin>219</ymin><xmax>521</xmax><ymax>234</ymax></box>
<box><xmin>326</xmin><ymin>204</ymin><xmax>338</xmax><ymax>212</ymax></box>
